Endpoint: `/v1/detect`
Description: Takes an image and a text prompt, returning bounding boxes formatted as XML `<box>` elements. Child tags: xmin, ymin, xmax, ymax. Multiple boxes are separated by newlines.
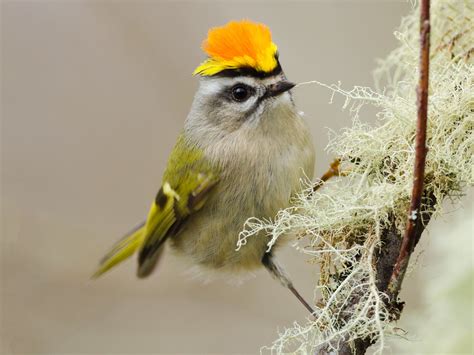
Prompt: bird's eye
<box><xmin>231</xmin><ymin>85</ymin><xmax>250</xmax><ymax>102</ymax></box>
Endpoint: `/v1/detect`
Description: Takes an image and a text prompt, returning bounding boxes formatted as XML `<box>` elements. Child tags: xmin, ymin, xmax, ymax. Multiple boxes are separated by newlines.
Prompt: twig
<box><xmin>388</xmin><ymin>0</ymin><xmax>431</xmax><ymax>297</ymax></box>
<box><xmin>312</xmin><ymin>159</ymin><xmax>344</xmax><ymax>192</ymax></box>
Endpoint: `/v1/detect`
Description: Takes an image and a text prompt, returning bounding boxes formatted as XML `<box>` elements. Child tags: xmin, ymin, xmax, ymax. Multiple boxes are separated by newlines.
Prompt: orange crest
<box><xmin>193</xmin><ymin>20</ymin><xmax>279</xmax><ymax>76</ymax></box>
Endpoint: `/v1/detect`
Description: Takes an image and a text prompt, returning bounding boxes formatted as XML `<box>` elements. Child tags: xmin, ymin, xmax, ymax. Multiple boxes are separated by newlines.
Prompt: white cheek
<box><xmin>266</xmin><ymin>92</ymin><xmax>292</xmax><ymax>110</ymax></box>
<box><xmin>280</xmin><ymin>91</ymin><xmax>293</xmax><ymax>104</ymax></box>
<box><xmin>240</xmin><ymin>97</ymin><xmax>258</xmax><ymax>112</ymax></box>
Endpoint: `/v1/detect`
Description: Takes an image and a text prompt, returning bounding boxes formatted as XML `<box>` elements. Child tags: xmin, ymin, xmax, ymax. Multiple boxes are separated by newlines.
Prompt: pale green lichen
<box><xmin>236</xmin><ymin>0</ymin><xmax>473</xmax><ymax>353</ymax></box>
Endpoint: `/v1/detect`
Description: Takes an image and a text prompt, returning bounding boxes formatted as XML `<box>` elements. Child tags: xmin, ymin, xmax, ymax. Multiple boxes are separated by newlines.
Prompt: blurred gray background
<box><xmin>2</xmin><ymin>1</ymin><xmax>471</xmax><ymax>354</ymax></box>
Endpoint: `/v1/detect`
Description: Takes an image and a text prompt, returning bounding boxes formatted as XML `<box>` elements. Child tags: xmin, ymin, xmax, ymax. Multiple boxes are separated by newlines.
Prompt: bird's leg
<box><xmin>262</xmin><ymin>252</ymin><xmax>315</xmax><ymax>315</ymax></box>
<box><xmin>265</xmin><ymin>159</ymin><xmax>347</xmax><ymax>312</ymax></box>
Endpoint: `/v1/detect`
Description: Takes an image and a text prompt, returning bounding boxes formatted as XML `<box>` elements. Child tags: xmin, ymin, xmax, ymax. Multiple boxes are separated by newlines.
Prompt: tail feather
<box><xmin>92</xmin><ymin>221</ymin><xmax>145</xmax><ymax>278</ymax></box>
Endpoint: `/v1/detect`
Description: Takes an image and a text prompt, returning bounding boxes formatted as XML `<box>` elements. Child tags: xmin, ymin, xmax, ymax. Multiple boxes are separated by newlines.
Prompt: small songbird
<box><xmin>93</xmin><ymin>20</ymin><xmax>315</xmax><ymax>313</ymax></box>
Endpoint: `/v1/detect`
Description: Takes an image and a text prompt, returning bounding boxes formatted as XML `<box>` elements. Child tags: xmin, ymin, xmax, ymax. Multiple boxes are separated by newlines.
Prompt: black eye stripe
<box><xmin>244</xmin><ymin>93</ymin><xmax>269</xmax><ymax>118</ymax></box>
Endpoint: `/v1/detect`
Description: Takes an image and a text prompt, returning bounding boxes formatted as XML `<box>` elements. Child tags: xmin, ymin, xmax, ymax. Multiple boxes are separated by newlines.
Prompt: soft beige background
<box><xmin>2</xmin><ymin>1</ymin><xmax>471</xmax><ymax>354</ymax></box>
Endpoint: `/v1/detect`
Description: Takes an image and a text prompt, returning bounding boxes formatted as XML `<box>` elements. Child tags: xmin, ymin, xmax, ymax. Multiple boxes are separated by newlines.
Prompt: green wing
<box><xmin>138</xmin><ymin>134</ymin><xmax>219</xmax><ymax>277</ymax></box>
<box><xmin>92</xmin><ymin>134</ymin><xmax>218</xmax><ymax>278</ymax></box>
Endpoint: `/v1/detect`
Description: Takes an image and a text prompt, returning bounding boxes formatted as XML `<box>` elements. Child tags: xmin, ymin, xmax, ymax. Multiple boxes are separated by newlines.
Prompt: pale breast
<box><xmin>170</xmin><ymin>111</ymin><xmax>315</xmax><ymax>273</ymax></box>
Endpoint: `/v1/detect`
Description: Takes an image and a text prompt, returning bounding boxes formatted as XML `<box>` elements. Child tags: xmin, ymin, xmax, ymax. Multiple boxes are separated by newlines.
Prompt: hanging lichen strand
<box><xmin>235</xmin><ymin>1</ymin><xmax>473</xmax><ymax>353</ymax></box>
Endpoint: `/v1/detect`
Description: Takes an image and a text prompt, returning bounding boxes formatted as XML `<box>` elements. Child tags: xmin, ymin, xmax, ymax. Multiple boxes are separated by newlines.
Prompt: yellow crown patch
<box><xmin>193</xmin><ymin>20</ymin><xmax>279</xmax><ymax>77</ymax></box>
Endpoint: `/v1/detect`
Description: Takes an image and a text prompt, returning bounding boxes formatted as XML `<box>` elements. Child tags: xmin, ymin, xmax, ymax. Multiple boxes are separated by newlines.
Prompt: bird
<box><xmin>92</xmin><ymin>19</ymin><xmax>315</xmax><ymax>314</ymax></box>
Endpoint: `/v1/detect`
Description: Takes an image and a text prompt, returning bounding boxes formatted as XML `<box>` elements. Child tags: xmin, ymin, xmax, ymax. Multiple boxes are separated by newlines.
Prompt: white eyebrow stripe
<box><xmin>199</xmin><ymin>80</ymin><xmax>226</xmax><ymax>96</ymax></box>
<box><xmin>199</xmin><ymin>76</ymin><xmax>264</xmax><ymax>96</ymax></box>
<box><xmin>198</xmin><ymin>77</ymin><xmax>261</xmax><ymax>114</ymax></box>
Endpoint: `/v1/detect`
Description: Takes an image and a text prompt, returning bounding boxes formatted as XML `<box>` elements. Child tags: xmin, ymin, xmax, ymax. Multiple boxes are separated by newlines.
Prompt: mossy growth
<box><xmin>237</xmin><ymin>1</ymin><xmax>473</xmax><ymax>353</ymax></box>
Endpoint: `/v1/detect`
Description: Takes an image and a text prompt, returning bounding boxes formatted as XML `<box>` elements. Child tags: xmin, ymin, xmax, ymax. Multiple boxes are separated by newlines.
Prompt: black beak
<box><xmin>266</xmin><ymin>81</ymin><xmax>296</xmax><ymax>97</ymax></box>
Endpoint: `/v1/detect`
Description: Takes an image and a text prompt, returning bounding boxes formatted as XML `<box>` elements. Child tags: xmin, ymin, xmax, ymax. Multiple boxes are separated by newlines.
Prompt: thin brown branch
<box><xmin>388</xmin><ymin>0</ymin><xmax>431</xmax><ymax>296</ymax></box>
<box><xmin>312</xmin><ymin>158</ymin><xmax>343</xmax><ymax>192</ymax></box>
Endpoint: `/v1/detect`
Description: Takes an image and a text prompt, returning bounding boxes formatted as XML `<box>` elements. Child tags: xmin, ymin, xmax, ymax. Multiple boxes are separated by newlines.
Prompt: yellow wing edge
<box><xmin>91</xmin><ymin>222</ymin><xmax>145</xmax><ymax>279</ymax></box>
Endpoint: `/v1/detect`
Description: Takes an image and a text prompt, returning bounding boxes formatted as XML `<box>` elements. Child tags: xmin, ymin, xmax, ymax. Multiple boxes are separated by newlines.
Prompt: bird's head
<box><xmin>187</xmin><ymin>20</ymin><xmax>297</xmax><ymax>135</ymax></box>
